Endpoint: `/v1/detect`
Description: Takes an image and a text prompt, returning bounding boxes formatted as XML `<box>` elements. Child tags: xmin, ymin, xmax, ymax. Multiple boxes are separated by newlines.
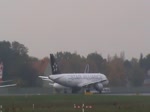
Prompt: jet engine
<box><xmin>52</xmin><ymin>83</ymin><xmax>69</xmax><ymax>93</ymax></box>
<box><xmin>94</xmin><ymin>83</ymin><xmax>103</xmax><ymax>93</ymax></box>
<box><xmin>53</xmin><ymin>83</ymin><xmax>68</xmax><ymax>90</ymax></box>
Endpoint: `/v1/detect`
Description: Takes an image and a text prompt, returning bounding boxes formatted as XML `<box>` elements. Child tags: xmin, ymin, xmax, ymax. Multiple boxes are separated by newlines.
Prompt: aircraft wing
<box><xmin>0</xmin><ymin>84</ymin><xmax>16</xmax><ymax>88</ymax></box>
<box><xmin>1</xmin><ymin>80</ymin><xmax>13</xmax><ymax>83</ymax></box>
<box><xmin>78</xmin><ymin>80</ymin><xmax>105</xmax><ymax>88</ymax></box>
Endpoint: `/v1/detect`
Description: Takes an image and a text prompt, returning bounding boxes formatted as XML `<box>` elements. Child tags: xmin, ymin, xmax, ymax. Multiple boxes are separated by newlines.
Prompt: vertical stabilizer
<box><xmin>0</xmin><ymin>61</ymin><xmax>3</xmax><ymax>82</ymax></box>
<box><xmin>50</xmin><ymin>54</ymin><xmax>60</xmax><ymax>74</ymax></box>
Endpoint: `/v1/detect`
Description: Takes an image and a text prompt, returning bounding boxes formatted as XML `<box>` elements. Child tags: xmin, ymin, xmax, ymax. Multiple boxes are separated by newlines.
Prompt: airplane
<box><xmin>0</xmin><ymin>61</ymin><xmax>16</xmax><ymax>88</ymax></box>
<box><xmin>39</xmin><ymin>54</ymin><xmax>109</xmax><ymax>93</ymax></box>
<box><xmin>39</xmin><ymin>64</ymin><xmax>90</xmax><ymax>93</ymax></box>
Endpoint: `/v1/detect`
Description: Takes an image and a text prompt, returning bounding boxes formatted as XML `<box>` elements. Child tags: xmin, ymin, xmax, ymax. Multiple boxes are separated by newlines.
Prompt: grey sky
<box><xmin>0</xmin><ymin>0</ymin><xmax>150</xmax><ymax>59</ymax></box>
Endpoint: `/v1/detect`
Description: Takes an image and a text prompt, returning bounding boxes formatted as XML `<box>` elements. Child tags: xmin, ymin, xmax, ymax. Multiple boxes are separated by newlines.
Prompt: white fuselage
<box><xmin>49</xmin><ymin>73</ymin><xmax>108</xmax><ymax>88</ymax></box>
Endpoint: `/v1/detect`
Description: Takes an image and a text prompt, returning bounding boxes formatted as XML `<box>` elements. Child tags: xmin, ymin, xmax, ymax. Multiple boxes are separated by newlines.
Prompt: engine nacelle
<box><xmin>53</xmin><ymin>83</ymin><xmax>68</xmax><ymax>90</ymax></box>
<box><xmin>94</xmin><ymin>83</ymin><xmax>103</xmax><ymax>93</ymax></box>
<box><xmin>52</xmin><ymin>83</ymin><xmax>69</xmax><ymax>93</ymax></box>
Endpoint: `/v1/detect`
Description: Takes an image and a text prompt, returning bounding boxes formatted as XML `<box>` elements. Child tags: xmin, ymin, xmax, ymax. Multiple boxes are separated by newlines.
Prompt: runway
<box><xmin>102</xmin><ymin>93</ymin><xmax>150</xmax><ymax>96</ymax></box>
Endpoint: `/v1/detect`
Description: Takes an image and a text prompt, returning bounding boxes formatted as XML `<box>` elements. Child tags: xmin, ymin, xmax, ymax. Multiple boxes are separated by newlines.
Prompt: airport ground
<box><xmin>0</xmin><ymin>87</ymin><xmax>150</xmax><ymax>112</ymax></box>
<box><xmin>0</xmin><ymin>94</ymin><xmax>150</xmax><ymax>112</ymax></box>
<box><xmin>1</xmin><ymin>86</ymin><xmax>150</xmax><ymax>95</ymax></box>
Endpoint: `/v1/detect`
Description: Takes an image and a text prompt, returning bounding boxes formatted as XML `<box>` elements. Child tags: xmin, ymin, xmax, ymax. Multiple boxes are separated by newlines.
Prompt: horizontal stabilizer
<box><xmin>0</xmin><ymin>84</ymin><xmax>16</xmax><ymax>88</ymax></box>
<box><xmin>38</xmin><ymin>76</ymin><xmax>54</xmax><ymax>83</ymax></box>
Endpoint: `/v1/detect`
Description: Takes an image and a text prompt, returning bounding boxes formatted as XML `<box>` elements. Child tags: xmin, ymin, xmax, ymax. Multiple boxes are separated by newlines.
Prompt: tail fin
<box><xmin>50</xmin><ymin>54</ymin><xmax>60</xmax><ymax>74</ymax></box>
<box><xmin>0</xmin><ymin>61</ymin><xmax>3</xmax><ymax>82</ymax></box>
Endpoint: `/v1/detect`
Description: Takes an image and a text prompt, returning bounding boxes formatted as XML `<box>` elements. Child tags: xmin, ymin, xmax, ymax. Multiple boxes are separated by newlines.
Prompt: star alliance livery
<box><xmin>40</xmin><ymin>54</ymin><xmax>109</xmax><ymax>93</ymax></box>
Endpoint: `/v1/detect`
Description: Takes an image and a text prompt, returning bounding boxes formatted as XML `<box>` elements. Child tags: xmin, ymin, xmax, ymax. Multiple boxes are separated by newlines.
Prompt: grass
<box><xmin>0</xmin><ymin>94</ymin><xmax>150</xmax><ymax>112</ymax></box>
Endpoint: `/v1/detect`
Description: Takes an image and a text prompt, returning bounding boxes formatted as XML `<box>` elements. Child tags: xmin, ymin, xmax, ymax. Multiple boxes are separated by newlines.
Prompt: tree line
<box><xmin>0</xmin><ymin>41</ymin><xmax>150</xmax><ymax>87</ymax></box>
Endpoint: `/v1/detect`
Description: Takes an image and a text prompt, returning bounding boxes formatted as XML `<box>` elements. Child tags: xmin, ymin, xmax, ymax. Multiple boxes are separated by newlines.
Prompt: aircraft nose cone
<box><xmin>105</xmin><ymin>80</ymin><xmax>109</xmax><ymax>85</ymax></box>
<box><xmin>102</xmin><ymin>74</ymin><xmax>109</xmax><ymax>85</ymax></box>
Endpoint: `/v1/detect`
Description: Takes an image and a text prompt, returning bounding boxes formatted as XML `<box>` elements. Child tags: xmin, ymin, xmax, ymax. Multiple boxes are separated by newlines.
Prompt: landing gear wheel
<box><xmin>86</xmin><ymin>89</ymin><xmax>90</xmax><ymax>92</ymax></box>
<box><xmin>99</xmin><ymin>90</ymin><xmax>102</xmax><ymax>94</ymax></box>
<box><xmin>72</xmin><ymin>88</ymin><xmax>81</xmax><ymax>94</ymax></box>
<box><xmin>64</xmin><ymin>89</ymin><xmax>67</xmax><ymax>94</ymax></box>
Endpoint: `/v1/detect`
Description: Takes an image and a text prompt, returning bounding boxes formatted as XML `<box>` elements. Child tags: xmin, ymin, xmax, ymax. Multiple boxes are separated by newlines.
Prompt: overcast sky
<box><xmin>0</xmin><ymin>0</ymin><xmax>150</xmax><ymax>59</ymax></box>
